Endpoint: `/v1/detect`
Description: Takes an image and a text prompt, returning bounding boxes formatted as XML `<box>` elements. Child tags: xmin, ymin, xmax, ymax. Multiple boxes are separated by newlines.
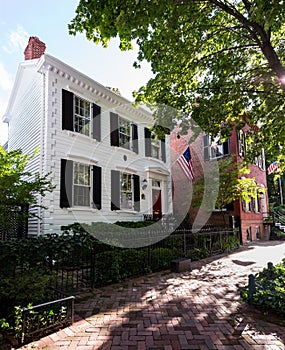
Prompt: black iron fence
<box><xmin>49</xmin><ymin>228</ymin><xmax>240</xmax><ymax>292</ymax></box>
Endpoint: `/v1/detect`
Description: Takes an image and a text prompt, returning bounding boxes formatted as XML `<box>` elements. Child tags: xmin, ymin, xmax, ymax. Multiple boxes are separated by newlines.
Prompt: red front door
<box><xmin>152</xmin><ymin>189</ymin><xmax>162</xmax><ymax>221</ymax></box>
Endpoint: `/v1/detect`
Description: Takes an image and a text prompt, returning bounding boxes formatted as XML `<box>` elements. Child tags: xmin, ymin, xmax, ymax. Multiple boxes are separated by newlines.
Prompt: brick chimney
<box><xmin>24</xmin><ymin>36</ymin><xmax>46</xmax><ymax>60</ymax></box>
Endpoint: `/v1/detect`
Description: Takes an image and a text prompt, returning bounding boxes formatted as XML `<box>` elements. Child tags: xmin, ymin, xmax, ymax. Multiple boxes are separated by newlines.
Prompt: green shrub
<box><xmin>186</xmin><ymin>247</ymin><xmax>210</xmax><ymax>261</ymax></box>
<box><xmin>240</xmin><ymin>259</ymin><xmax>285</xmax><ymax>316</ymax></box>
<box><xmin>163</xmin><ymin>235</ymin><xmax>184</xmax><ymax>251</ymax></box>
<box><xmin>0</xmin><ymin>269</ymin><xmax>55</xmax><ymax>324</ymax></box>
<box><xmin>94</xmin><ymin>250</ymin><xmax>122</xmax><ymax>286</ymax></box>
<box><xmin>221</xmin><ymin>235</ymin><xmax>240</xmax><ymax>252</ymax></box>
<box><xmin>115</xmin><ymin>221</ymin><xmax>156</xmax><ymax>228</ymax></box>
<box><xmin>150</xmin><ymin>247</ymin><xmax>178</xmax><ymax>271</ymax></box>
<box><xmin>119</xmin><ymin>249</ymin><xmax>150</xmax><ymax>278</ymax></box>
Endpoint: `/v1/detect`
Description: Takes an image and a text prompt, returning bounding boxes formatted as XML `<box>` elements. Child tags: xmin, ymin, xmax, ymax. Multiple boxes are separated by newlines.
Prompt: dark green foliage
<box><xmin>119</xmin><ymin>249</ymin><xmax>150</xmax><ymax>278</ymax></box>
<box><xmin>186</xmin><ymin>248</ymin><xmax>210</xmax><ymax>261</ymax></box>
<box><xmin>150</xmin><ymin>247</ymin><xmax>179</xmax><ymax>271</ymax></box>
<box><xmin>94</xmin><ymin>249</ymin><xmax>150</xmax><ymax>286</ymax></box>
<box><xmin>163</xmin><ymin>235</ymin><xmax>184</xmax><ymax>251</ymax></box>
<box><xmin>240</xmin><ymin>260</ymin><xmax>285</xmax><ymax>316</ymax></box>
<box><xmin>0</xmin><ymin>270</ymin><xmax>55</xmax><ymax>330</ymax></box>
<box><xmin>211</xmin><ymin>235</ymin><xmax>240</xmax><ymax>254</ymax></box>
<box><xmin>114</xmin><ymin>221</ymin><xmax>156</xmax><ymax>228</ymax></box>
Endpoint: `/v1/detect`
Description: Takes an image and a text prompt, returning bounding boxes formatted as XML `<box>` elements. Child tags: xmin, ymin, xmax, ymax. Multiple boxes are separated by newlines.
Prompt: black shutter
<box><xmin>144</xmin><ymin>127</ymin><xmax>151</xmax><ymax>157</ymax></box>
<box><xmin>203</xmin><ymin>135</ymin><xmax>210</xmax><ymax>161</ymax></box>
<box><xmin>92</xmin><ymin>165</ymin><xmax>102</xmax><ymax>209</ymax></box>
<box><xmin>132</xmin><ymin>123</ymin><xmax>139</xmax><ymax>154</ymax></box>
<box><xmin>92</xmin><ymin>103</ymin><xmax>101</xmax><ymax>141</ymax></box>
<box><xmin>223</xmin><ymin>139</ymin><xmax>230</xmax><ymax>155</ymax></box>
<box><xmin>62</xmin><ymin>89</ymin><xmax>73</xmax><ymax>131</ymax></box>
<box><xmin>110</xmin><ymin>112</ymin><xmax>119</xmax><ymax>146</ymax></box>
<box><xmin>111</xmin><ymin>170</ymin><xmax>120</xmax><ymax>210</ymax></box>
<box><xmin>60</xmin><ymin>159</ymin><xmax>73</xmax><ymax>208</ymax></box>
<box><xmin>133</xmin><ymin>174</ymin><xmax>140</xmax><ymax>212</ymax></box>
<box><xmin>161</xmin><ymin>139</ymin><xmax>166</xmax><ymax>162</ymax></box>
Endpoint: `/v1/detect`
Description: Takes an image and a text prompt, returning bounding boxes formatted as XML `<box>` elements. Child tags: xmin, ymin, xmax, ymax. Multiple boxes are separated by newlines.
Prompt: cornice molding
<box><xmin>37</xmin><ymin>54</ymin><xmax>153</xmax><ymax>123</ymax></box>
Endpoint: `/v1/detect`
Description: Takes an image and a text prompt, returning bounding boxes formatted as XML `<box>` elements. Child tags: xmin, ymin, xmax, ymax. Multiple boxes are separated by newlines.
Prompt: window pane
<box><xmin>119</xmin><ymin>118</ymin><xmax>130</xmax><ymax>149</ymax></box>
<box><xmin>74</xmin><ymin>96</ymin><xmax>90</xmax><ymax>136</ymax></box>
<box><xmin>207</xmin><ymin>136</ymin><xmax>229</xmax><ymax>159</ymax></box>
<box><xmin>73</xmin><ymin>162</ymin><xmax>90</xmax><ymax>207</ymax></box>
<box><xmin>120</xmin><ymin>173</ymin><xmax>133</xmax><ymax>209</ymax></box>
<box><xmin>74</xmin><ymin>186</ymin><xmax>90</xmax><ymax>206</ymax></box>
<box><xmin>151</xmin><ymin>138</ymin><xmax>160</xmax><ymax>159</ymax></box>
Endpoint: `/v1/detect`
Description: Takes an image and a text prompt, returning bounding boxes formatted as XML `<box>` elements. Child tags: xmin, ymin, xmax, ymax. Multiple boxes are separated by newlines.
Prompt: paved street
<box><xmin>21</xmin><ymin>240</ymin><xmax>285</xmax><ymax>350</ymax></box>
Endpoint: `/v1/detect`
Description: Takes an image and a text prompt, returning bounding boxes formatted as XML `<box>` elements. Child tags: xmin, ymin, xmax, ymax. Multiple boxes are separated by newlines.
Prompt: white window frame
<box><xmin>119</xmin><ymin>117</ymin><xmax>131</xmax><ymax>150</ymax></box>
<box><xmin>120</xmin><ymin>172</ymin><xmax>133</xmax><ymax>209</ymax></box>
<box><xmin>74</xmin><ymin>95</ymin><xmax>91</xmax><ymax>136</ymax></box>
<box><xmin>152</xmin><ymin>179</ymin><xmax>161</xmax><ymax>189</ymax></box>
<box><xmin>151</xmin><ymin>138</ymin><xmax>160</xmax><ymax>159</ymax></box>
<box><xmin>238</xmin><ymin>130</ymin><xmax>246</xmax><ymax>157</ymax></box>
<box><xmin>255</xmin><ymin>149</ymin><xmax>265</xmax><ymax>171</ymax></box>
<box><xmin>73</xmin><ymin>162</ymin><xmax>91</xmax><ymax>207</ymax></box>
<box><xmin>204</xmin><ymin>135</ymin><xmax>230</xmax><ymax>160</ymax></box>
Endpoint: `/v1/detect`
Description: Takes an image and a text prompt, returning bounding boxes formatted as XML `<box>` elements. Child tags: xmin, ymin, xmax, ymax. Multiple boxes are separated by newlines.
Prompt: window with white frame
<box><xmin>151</xmin><ymin>138</ymin><xmax>160</xmax><ymax>159</ymax></box>
<box><xmin>74</xmin><ymin>96</ymin><xmax>91</xmax><ymax>136</ymax></box>
<box><xmin>73</xmin><ymin>162</ymin><xmax>90</xmax><ymax>206</ymax></box>
<box><xmin>120</xmin><ymin>173</ymin><xmax>133</xmax><ymax>209</ymax></box>
<box><xmin>203</xmin><ymin>135</ymin><xmax>230</xmax><ymax>160</ymax></box>
<box><xmin>237</xmin><ymin>129</ymin><xmax>246</xmax><ymax>157</ymax></box>
<box><xmin>255</xmin><ymin>149</ymin><xmax>265</xmax><ymax>171</ymax></box>
<box><xmin>119</xmin><ymin>117</ymin><xmax>131</xmax><ymax>149</ymax></box>
<box><xmin>152</xmin><ymin>180</ymin><xmax>161</xmax><ymax>188</ymax></box>
<box><xmin>242</xmin><ymin>194</ymin><xmax>260</xmax><ymax>213</ymax></box>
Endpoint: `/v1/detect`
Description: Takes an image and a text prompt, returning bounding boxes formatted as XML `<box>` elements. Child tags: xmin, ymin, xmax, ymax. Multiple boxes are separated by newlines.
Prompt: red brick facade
<box><xmin>171</xmin><ymin>125</ymin><xmax>269</xmax><ymax>244</ymax></box>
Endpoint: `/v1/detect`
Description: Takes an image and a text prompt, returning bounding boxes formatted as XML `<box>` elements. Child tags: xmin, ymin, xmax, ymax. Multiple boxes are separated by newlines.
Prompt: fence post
<box><xmin>90</xmin><ymin>241</ymin><xmax>96</xmax><ymax>289</ymax></box>
<box><xmin>183</xmin><ymin>230</ymin><xmax>186</xmax><ymax>257</ymax></box>
<box><xmin>248</xmin><ymin>274</ymin><xmax>256</xmax><ymax>302</ymax></box>
<box><xmin>267</xmin><ymin>262</ymin><xmax>274</xmax><ymax>278</ymax></box>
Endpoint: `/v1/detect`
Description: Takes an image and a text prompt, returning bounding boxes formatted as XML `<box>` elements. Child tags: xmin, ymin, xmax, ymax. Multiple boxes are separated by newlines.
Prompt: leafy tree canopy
<box><xmin>69</xmin><ymin>0</ymin><xmax>285</xmax><ymax>169</ymax></box>
<box><xmin>192</xmin><ymin>155</ymin><xmax>266</xmax><ymax>213</ymax></box>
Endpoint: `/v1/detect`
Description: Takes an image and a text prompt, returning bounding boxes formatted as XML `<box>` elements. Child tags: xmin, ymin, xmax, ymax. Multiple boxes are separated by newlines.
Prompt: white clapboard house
<box><xmin>3</xmin><ymin>37</ymin><xmax>173</xmax><ymax>235</ymax></box>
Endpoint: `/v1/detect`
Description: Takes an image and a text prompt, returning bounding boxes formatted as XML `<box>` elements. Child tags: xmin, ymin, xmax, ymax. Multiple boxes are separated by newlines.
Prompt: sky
<box><xmin>0</xmin><ymin>0</ymin><xmax>153</xmax><ymax>145</ymax></box>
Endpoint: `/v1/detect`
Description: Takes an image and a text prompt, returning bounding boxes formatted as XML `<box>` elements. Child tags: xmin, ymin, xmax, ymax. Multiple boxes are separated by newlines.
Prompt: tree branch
<box><xmin>196</xmin><ymin>44</ymin><xmax>259</xmax><ymax>63</ymax></box>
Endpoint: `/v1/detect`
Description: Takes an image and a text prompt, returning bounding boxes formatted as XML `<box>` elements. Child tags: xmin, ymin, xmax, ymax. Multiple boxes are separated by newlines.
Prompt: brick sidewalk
<box><xmin>20</xmin><ymin>241</ymin><xmax>285</xmax><ymax>350</ymax></box>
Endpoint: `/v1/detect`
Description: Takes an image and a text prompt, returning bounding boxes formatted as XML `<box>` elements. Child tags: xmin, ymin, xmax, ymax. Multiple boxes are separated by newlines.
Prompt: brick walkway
<box><xmin>20</xmin><ymin>241</ymin><xmax>285</xmax><ymax>350</ymax></box>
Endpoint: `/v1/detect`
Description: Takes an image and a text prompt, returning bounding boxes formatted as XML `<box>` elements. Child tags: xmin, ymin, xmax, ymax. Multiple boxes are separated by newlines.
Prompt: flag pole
<box><xmin>279</xmin><ymin>176</ymin><xmax>284</xmax><ymax>205</ymax></box>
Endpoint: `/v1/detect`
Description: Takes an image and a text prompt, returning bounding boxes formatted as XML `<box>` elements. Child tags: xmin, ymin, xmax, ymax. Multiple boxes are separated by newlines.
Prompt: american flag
<box><xmin>267</xmin><ymin>161</ymin><xmax>279</xmax><ymax>175</ymax></box>
<box><xmin>177</xmin><ymin>146</ymin><xmax>194</xmax><ymax>180</ymax></box>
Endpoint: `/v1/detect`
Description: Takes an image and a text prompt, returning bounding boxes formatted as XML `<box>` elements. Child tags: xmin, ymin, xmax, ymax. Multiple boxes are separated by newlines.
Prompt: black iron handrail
<box><xmin>20</xmin><ymin>295</ymin><xmax>75</xmax><ymax>344</ymax></box>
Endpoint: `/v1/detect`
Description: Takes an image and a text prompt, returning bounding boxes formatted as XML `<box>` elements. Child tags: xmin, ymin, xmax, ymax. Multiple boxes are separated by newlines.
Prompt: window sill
<box><xmin>111</xmin><ymin>146</ymin><xmax>137</xmax><ymax>155</ymax></box>
<box><xmin>145</xmin><ymin>156</ymin><xmax>165</xmax><ymax>164</ymax></box>
<box><xmin>114</xmin><ymin>209</ymin><xmax>139</xmax><ymax>214</ymax></box>
<box><xmin>208</xmin><ymin>154</ymin><xmax>230</xmax><ymax>161</ymax></box>
<box><xmin>64</xmin><ymin>130</ymin><xmax>99</xmax><ymax>144</ymax></box>
<box><xmin>66</xmin><ymin>207</ymin><xmax>98</xmax><ymax>212</ymax></box>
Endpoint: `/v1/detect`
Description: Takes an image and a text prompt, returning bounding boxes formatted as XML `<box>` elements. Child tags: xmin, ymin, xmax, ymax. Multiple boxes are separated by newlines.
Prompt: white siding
<box><xmin>7</xmin><ymin>65</ymin><xmax>43</xmax><ymax>235</ymax></box>
<box><xmin>5</xmin><ymin>54</ymin><xmax>173</xmax><ymax>235</ymax></box>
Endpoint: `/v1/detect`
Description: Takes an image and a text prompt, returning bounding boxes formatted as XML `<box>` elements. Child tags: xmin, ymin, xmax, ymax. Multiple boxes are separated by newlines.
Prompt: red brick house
<box><xmin>171</xmin><ymin>123</ymin><xmax>269</xmax><ymax>244</ymax></box>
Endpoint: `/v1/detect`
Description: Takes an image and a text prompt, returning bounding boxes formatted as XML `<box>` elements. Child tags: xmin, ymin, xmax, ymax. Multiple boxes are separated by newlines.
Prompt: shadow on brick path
<box><xmin>19</xmin><ymin>240</ymin><xmax>285</xmax><ymax>349</ymax></box>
